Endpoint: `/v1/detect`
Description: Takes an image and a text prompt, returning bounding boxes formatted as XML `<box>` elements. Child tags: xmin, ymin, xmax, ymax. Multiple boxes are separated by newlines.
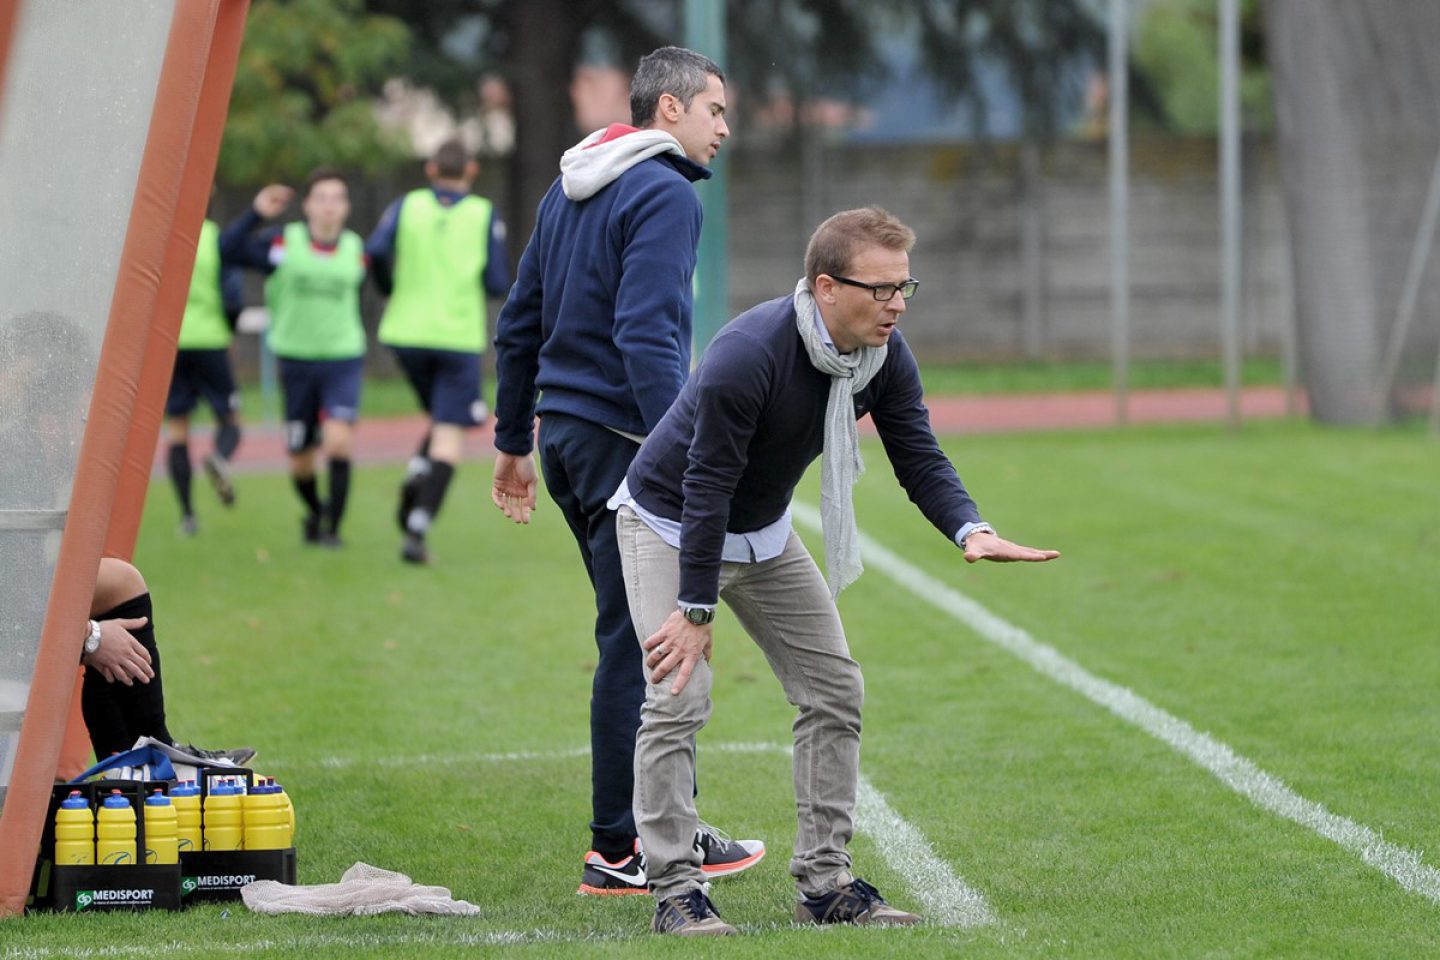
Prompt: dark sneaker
<box><xmin>794</xmin><ymin>878</ymin><xmax>920</xmax><ymax>926</ymax></box>
<box><xmin>401</xmin><ymin>532</ymin><xmax>429</xmax><ymax>565</ymax></box>
<box><xmin>697</xmin><ymin>823</ymin><xmax>765</xmax><ymax>879</ymax></box>
<box><xmin>171</xmin><ymin>743</ymin><xmax>257</xmax><ymax>766</ymax></box>
<box><xmin>578</xmin><ymin>843</ymin><xmax>647</xmax><ymax>896</ymax></box>
<box><xmin>652</xmin><ymin>888</ymin><xmax>736</xmax><ymax>936</ymax></box>
<box><xmin>203</xmin><ymin>452</ymin><xmax>236</xmax><ymax>507</ymax></box>
<box><xmin>302</xmin><ymin>514</ymin><xmax>323</xmax><ymax>545</ymax></box>
<box><xmin>178</xmin><ymin>515</ymin><xmax>199</xmax><ymax>537</ymax></box>
<box><xmin>319</xmin><ymin>532</ymin><xmax>344</xmax><ymax>549</ymax></box>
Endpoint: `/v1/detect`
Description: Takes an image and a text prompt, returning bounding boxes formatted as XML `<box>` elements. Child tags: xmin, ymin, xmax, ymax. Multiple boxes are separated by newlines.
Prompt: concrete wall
<box><xmin>215</xmin><ymin>134</ymin><xmax>1293</xmax><ymax>379</ymax></box>
<box><xmin>727</xmin><ymin>135</ymin><xmax>1293</xmax><ymax>362</ymax></box>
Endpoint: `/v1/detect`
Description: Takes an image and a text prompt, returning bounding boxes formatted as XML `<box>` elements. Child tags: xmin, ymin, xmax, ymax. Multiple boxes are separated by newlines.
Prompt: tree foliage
<box><xmin>220</xmin><ymin>0</ymin><xmax>411</xmax><ymax>186</ymax></box>
<box><xmin>1133</xmin><ymin>0</ymin><xmax>1271</xmax><ymax>134</ymax></box>
<box><xmin>365</xmin><ymin>0</ymin><xmax>1128</xmax><ymax>237</ymax></box>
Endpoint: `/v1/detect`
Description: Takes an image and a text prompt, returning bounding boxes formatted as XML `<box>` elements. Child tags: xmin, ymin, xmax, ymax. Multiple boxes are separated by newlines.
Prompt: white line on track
<box><xmin>272</xmin><ymin>739</ymin><xmax>993</xmax><ymax>928</ymax></box>
<box><xmin>791</xmin><ymin>500</ymin><xmax>1440</xmax><ymax>906</ymax></box>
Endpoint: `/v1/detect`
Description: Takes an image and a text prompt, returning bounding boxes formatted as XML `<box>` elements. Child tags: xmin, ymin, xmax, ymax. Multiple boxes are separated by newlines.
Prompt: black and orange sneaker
<box><xmin>794</xmin><ymin>877</ymin><xmax>920</xmax><ymax>926</ymax></box>
<box><xmin>578</xmin><ymin>842</ymin><xmax>647</xmax><ymax>896</ymax></box>
<box><xmin>697</xmin><ymin>823</ymin><xmax>765</xmax><ymax>879</ymax></box>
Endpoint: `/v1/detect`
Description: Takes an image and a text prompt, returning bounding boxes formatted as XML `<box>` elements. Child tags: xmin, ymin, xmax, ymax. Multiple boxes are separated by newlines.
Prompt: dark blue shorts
<box><xmin>166</xmin><ymin>349</ymin><xmax>239</xmax><ymax>420</ymax></box>
<box><xmin>391</xmin><ymin>346</ymin><xmax>485</xmax><ymax>427</ymax></box>
<box><xmin>278</xmin><ymin>356</ymin><xmax>363</xmax><ymax>453</ymax></box>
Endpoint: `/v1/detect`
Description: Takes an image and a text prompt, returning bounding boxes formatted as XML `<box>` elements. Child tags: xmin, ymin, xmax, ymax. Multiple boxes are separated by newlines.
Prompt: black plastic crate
<box><xmin>180</xmin><ymin>847</ymin><xmax>297</xmax><ymax>903</ymax></box>
<box><xmin>28</xmin><ymin>780</ymin><xmax>174</xmax><ymax>912</ymax></box>
<box><xmin>48</xmin><ymin>863</ymin><xmax>183</xmax><ymax>912</ymax></box>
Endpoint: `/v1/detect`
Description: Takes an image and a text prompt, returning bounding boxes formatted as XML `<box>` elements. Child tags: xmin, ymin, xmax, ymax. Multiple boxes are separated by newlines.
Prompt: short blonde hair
<box><xmin>804</xmin><ymin>206</ymin><xmax>916</xmax><ymax>289</ymax></box>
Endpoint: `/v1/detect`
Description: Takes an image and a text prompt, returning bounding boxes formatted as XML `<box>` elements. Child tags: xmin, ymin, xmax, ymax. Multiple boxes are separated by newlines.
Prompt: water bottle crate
<box><xmin>179</xmin><ymin>848</ymin><xmax>297</xmax><ymax>902</ymax></box>
<box><xmin>48</xmin><ymin>863</ymin><xmax>183</xmax><ymax>912</ymax></box>
<box><xmin>29</xmin><ymin>780</ymin><xmax>170</xmax><ymax>912</ymax></box>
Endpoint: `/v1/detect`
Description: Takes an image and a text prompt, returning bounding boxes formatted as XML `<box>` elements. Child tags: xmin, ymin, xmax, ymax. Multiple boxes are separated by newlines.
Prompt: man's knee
<box><xmin>804</xmin><ymin>660</ymin><xmax>864</xmax><ymax>728</ymax></box>
<box><xmin>93</xmin><ymin>558</ymin><xmax>146</xmax><ymax>615</ymax></box>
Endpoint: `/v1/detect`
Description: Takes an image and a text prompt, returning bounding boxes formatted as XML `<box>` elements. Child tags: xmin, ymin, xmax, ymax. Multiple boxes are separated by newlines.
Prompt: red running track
<box><xmin>157</xmin><ymin>386</ymin><xmax>1303</xmax><ymax>474</ymax></box>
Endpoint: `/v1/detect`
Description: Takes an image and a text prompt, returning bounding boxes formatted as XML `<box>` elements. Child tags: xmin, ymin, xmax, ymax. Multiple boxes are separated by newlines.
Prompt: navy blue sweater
<box><xmin>627</xmin><ymin>295</ymin><xmax>984</xmax><ymax>606</ymax></box>
<box><xmin>492</xmin><ymin>152</ymin><xmax>709</xmax><ymax>454</ymax></box>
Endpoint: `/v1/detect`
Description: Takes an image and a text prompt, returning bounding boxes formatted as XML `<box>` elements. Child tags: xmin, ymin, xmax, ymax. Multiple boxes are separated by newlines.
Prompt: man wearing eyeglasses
<box><xmin>609</xmin><ymin>206</ymin><xmax>1059</xmax><ymax>935</ymax></box>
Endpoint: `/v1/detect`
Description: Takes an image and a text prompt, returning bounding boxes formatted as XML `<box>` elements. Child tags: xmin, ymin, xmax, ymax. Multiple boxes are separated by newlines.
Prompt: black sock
<box><xmin>409</xmin><ymin>461</ymin><xmax>455</xmax><ymax>535</ymax></box>
<box><xmin>415</xmin><ymin>432</ymin><xmax>432</xmax><ymax>461</ymax></box>
<box><xmin>82</xmin><ymin>593</ymin><xmax>172</xmax><ymax>758</ymax></box>
<box><xmin>215</xmin><ymin>421</ymin><xmax>241</xmax><ymax>460</ymax></box>
<box><xmin>167</xmin><ymin>443</ymin><xmax>193</xmax><ymax>517</ymax></box>
<box><xmin>327</xmin><ymin>458</ymin><xmax>352</xmax><ymax>534</ymax></box>
<box><xmin>294</xmin><ymin>474</ymin><xmax>322</xmax><ymax>516</ymax></box>
<box><xmin>594</xmin><ymin>838</ymin><xmax>637</xmax><ymax>863</ymax></box>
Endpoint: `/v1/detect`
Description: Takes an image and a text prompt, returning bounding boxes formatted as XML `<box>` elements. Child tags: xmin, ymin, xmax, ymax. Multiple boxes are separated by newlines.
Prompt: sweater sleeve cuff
<box><xmin>954</xmin><ymin>522</ymin><xmax>994</xmax><ymax>549</ymax></box>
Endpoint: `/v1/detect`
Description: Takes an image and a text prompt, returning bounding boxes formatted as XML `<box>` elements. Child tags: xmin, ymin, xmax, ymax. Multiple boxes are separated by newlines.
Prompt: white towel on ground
<box><xmin>241</xmin><ymin>862</ymin><xmax>480</xmax><ymax>917</ymax></box>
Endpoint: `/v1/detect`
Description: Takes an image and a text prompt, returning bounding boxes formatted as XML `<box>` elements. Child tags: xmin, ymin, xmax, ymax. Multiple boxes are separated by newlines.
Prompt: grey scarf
<box><xmin>793</xmin><ymin>278</ymin><xmax>888</xmax><ymax>597</ymax></box>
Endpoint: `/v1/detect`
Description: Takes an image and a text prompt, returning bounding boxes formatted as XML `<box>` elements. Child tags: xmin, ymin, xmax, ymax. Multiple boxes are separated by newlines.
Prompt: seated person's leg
<box><xmin>83</xmin><ymin>558</ymin><xmax>169</xmax><ymax>757</ymax></box>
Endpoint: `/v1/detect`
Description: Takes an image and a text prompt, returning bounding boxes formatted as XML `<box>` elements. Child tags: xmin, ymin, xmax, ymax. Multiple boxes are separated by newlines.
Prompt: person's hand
<box><xmin>253</xmin><ymin>184</ymin><xmax>294</xmax><ymax>219</ymax></box>
<box><xmin>963</xmin><ymin>531</ymin><xmax>1061</xmax><ymax>564</ymax></box>
<box><xmin>491</xmin><ymin>451</ymin><xmax>538</xmax><ymax>524</ymax></box>
<box><xmin>82</xmin><ymin>618</ymin><xmax>154</xmax><ymax>686</ymax></box>
<box><xmin>642</xmin><ymin>610</ymin><xmax>713</xmax><ymax>695</ymax></box>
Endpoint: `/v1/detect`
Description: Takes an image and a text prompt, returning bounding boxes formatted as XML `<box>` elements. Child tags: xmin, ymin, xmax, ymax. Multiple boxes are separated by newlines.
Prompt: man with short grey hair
<box><xmin>612</xmin><ymin>207</ymin><xmax>1060</xmax><ymax>935</ymax></box>
<box><xmin>491</xmin><ymin>46</ymin><xmax>762</xmax><ymax>895</ymax></box>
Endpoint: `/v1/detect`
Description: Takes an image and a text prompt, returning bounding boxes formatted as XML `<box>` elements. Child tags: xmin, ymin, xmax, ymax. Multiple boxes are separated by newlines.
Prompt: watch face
<box><xmin>684</xmin><ymin>607</ymin><xmax>713</xmax><ymax>625</ymax></box>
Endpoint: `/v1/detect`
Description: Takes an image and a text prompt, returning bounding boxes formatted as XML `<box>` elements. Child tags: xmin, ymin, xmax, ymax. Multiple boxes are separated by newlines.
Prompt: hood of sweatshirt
<box><xmin>560</xmin><ymin>124</ymin><xmax>689</xmax><ymax>201</ymax></box>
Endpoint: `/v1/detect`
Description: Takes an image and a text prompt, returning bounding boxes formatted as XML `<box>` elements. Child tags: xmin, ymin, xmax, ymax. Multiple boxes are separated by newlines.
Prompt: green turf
<box><xmin>5</xmin><ymin>420</ymin><xmax>1436</xmax><ymax>957</ymax></box>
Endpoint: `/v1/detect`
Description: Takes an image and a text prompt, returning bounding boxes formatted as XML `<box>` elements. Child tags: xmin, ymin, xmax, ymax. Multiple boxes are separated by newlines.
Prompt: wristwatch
<box><xmin>680</xmin><ymin>605</ymin><xmax>715</xmax><ymax>626</ymax></box>
<box><xmin>82</xmin><ymin>620</ymin><xmax>102</xmax><ymax>658</ymax></box>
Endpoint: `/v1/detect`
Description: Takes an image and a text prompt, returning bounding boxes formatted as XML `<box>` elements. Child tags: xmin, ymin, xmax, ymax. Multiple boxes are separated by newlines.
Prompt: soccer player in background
<box><xmin>367</xmin><ymin>138</ymin><xmax>510</xmax><ymax>565</ymax></box>
<box><xmin>220</xmin><ymin>170</ymin><xmax>368</xmax><ymax>547</ymax></box>
<box><xmin>165</xmin><ymin>212</ymin><xmax>245</xmax><ymax>536</ymax></box>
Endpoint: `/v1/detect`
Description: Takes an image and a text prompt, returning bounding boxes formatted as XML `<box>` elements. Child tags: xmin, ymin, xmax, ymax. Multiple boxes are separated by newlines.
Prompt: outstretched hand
<box><xmin>963</xmin><ymin>531</ymin><xmax>1060</xmax><ymax>564</ymax></box>
<box><xmin>491</xmin><ymin>451</ymin><xmax>538</xmax><ymax>524</ymax></box>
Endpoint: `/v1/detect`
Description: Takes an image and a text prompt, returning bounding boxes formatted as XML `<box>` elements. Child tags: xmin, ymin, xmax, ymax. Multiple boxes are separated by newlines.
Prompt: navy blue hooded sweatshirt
<box><xmin>492</xmin><ymin>124</ymin><xmax>711</xmax><ymax>455</ymax></box>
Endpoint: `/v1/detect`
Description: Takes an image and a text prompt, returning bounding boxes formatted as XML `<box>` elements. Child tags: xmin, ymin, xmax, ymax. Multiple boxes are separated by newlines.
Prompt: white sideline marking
<box><xmin>274</xmin><ymin>740</ymin><xmax>993</xmax><ymax>927</ymax></box>
<box><xmin>791</xmin><ymin>500</ymin><xmax>1440</xmax><ymax>905</ymax></box>
<box><xmin>857</xmin><ymin>774</ymin><xmax>996</xmax><ymax>926</ymax></box>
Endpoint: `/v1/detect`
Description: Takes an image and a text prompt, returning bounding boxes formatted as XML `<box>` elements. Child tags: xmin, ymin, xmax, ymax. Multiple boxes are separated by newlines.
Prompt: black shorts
<box><xmin>278</xmin><ymin>356</ymin><xmax>364</xmax><ymax>453</ymax></box>
<box><xmin>391</xmin><ymin>346</ymin><xmax>485</xmax><ymax>427</ymax></box>
<box><xmin>166</xmin><ymin>349</ymin><xmax>239</xmax><ymax>420</ymax></box>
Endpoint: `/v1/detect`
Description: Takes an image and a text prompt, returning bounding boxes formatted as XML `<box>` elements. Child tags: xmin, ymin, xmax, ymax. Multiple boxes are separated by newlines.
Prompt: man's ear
<box><xmin>813</xmin><ymin>275</ymin><xmax>838</xmax><ymax>304</ymax></box>
<box><xmin>658</xmin><ymin>92</ymin><xmax>682</xmax><ymax>123</ymax></box>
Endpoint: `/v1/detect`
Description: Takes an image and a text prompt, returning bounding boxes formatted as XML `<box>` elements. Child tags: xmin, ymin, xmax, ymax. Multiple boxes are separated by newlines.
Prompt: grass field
<box><xmin>6</xmin><ymin>420</ymin><xmax>1438</xmax><ymax>958</ymax></box>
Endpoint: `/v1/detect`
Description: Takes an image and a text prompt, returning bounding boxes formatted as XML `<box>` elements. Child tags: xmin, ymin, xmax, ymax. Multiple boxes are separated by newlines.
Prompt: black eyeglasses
<box><xmin>828</xmin><ymin>275</ymin><xmax>920</xmax><ymax>301</ymax></box>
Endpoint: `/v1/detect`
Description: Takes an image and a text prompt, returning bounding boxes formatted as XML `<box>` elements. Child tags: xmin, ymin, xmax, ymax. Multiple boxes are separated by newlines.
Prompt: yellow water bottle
<box><xmin>143</xmin><ymin>789</ymin><xmax>179</xmax><ymax>864</ymax></box>
<box><xmin>273</xmin><ymin>778</ymin><xmax>297</xmax><ymax>843</ymax></box>
<box><xmin>242</xmin><ymin>779</ymin><xmax>287</xmax><ymax>850</ymax></box>
<box><xmin>96</xmin><ymin>790</ymin><xmax>137</xmax><ymax>866</ymax></box>
<box><xmin>53</xmin><ymin>791</ymin><xmax>95</xmax><ymax>865</ymax></box>
<box><xmin>171</xmin><ymin>780</ymin><xmax>202</xmax><ymax>854</ymax></box>
<box><xmin>203</xmin><ymin>778</ymin><xmax>243</xmax><ymax>851</ymax></box>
